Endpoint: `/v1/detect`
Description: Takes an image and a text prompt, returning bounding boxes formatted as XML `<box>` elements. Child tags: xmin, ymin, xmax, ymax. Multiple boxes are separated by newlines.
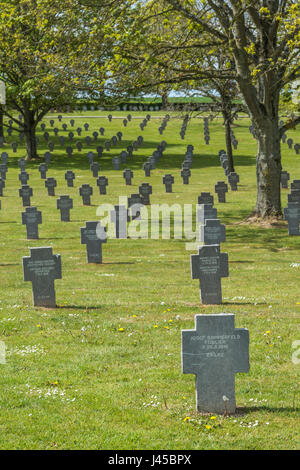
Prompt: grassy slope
<box><xmin>0</xmin><ymin>111</ymin><xmax>299</xmax><ymax>450</ymax></box>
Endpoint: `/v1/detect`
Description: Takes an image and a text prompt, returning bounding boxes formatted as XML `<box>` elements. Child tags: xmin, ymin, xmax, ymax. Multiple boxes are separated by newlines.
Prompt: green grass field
<box><xmin>0</xmin><ymin>111</ymin><xmax>299</xmax><ymax>450</ymax></box>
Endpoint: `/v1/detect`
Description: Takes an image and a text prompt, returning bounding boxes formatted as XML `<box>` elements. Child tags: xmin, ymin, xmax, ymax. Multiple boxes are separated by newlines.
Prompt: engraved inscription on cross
<box><xmin>191</xmin><ymin>244</ymin><xmax>229</xmax><ymax>305</ymax></box>
<box><xmin>182</xmin><ymin>314</ymin><xmax>249</xmax><ymax>414</ymax></box>
<box><xmin>23</xmin><ymin>247</ymin><xmax>62</xmax><ymax>307</ymax></box>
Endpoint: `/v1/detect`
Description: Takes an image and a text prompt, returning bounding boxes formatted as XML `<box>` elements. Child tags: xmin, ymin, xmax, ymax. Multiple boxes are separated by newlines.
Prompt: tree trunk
<box><xmin>254</xmin><ymin>118</ymin><xmax>282</xmax><ymax>218</ymax></box>
<box><xmin>161</xmin><ymin>91</ymin><xmax>169</xmax><ymax>110</ymax></box>
<box><xmin>222</xmin><ymin>110</ymin><xmax>234</xmax><ymax>173</ymax></box>
<box><xmin>24</xmin><ymin>109</ymin><xmax>38</xmax><ymax>160</ymax></box>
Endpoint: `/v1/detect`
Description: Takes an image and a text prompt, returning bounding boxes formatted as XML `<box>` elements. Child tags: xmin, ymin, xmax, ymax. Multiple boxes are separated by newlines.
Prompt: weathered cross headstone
<box><xmin>143</xmin><ymin>162</ymin><xmax>151</xmax><ymax>177</ymax></box>
<box><xmin>139</xmin><ymin>183</ymin><xmax>152</xmax><ymax>205</ymax></box>
<box><xmin>45</xmin><ymin>177</ymin><xmax>57</xmax><ymax>196</ymax></box>
<box><xmin>163</xmin><ymin>174</ymin><xmax>174</xmax><ymax>193</ymax></box>
<box><xmin>283</xmin><ymin>202</ymin><xmax>300</xmax><ymax>236</ymax></box>
<box><xmin>198</xmin><ymin>192</ymin><xmax>214</xmax><ymax>205</ymax></box>
<box><xmin>97</xmin><ymin>176</ymin><xmax>108</xmax><ymax>195</ymax></box>
<box><xmin>23</xmin><ymin>247</ymin><xmax>62</xmax><ymax>307</ymax></box>
<box><xmin>44</xmin><ymin>152</ymin><xmax>52</xmax><ymax>165</ymax></box>
<box><xmin>57</xmin><ymin>195</ymin><xmax>73</xmax><ymax>222</ymax></box>
<box><xmin>112</xmin><ymin>156</ymin><xmax>120</xmax><ymax>170</ymax></box>
<box><xmin>181</xmin><ymin>168</ymin><xmax>191</xmax><ymax>184</ymax></box>
<box><xmin>120</xmin><ymin>151</ymin><xmax>127</xmax><ymax>164</ymax></box>
<box><xmin>190</xmin><ymin>244</ymin><xmax>229</xmax><ymax>304</ymax></box>
<box><xmin>90</xmin><ymin>162</ymin><xmax>100</xmax><ymax>178</ymax></box>
<box><xmin>19</xmin><ymin>185</ymin><xmax>33</xmax><ymax>206</ymax></box>
<box><xmin>65</xmin><ymin>170</ymin><xmax>75</xmax><ymax>187</ymax></box>
<box><xmin>123</xmin><ymin>169</ymin><xmax>133</xmax><ymax>185</ymax></box>
<box><xmin>79</xmin><ymin>184</ymin><xmax>93</xmax><ymax>205</ymax></box>
<box><xmin>0</xmin><ymin>163</ymin><xmax>7</xmax><ymax>180</ymax></box>
<box><xmin>228</xmin><ymin>172</ymin><xmax>239</xmax><ymax>191</ymax></box>
<box><xmin>80</xmin><ymin>221</ymin><xmax>107</xmax><ymax>263</ymax></box>
<box><xmin>199</xmin><ymin>219</ymin><xmax>226</xmax><ymax>245</ymax></box>
<box><xmin>0</xmin><ymin>177</ymin><xmax>5</xmax><ymax>196</ymax></box>
<box><xmin>128</xmin><ymin>193</ymin><xmax>143</xmax><ymax>220</ymax></box>
<box><xmin>281</xmin><ymin>171</ymin><xmax>290</xmax><ymax>189</ymax></box>
<box><xmin>1</xmin><ymin>152</ymin><xmax>8</xmax><ymax>164</ymax></box>
<box><xmin>197</xmin><ymin>204</ymin><xmax>218</xmax><ymax>226</ymax></box>
<box><xmin>21</xmin><ymin>207</ymin><xmax>42</xmax><ymax>239</ymax></box>
<box><xmin>181</xmin><ymin>314</ymin><xmax>249</xmax><ymax>414</ymax></box>
<box><xmin>18</xmin><ymin>158</ymin><xmax>26</xmax><ymax>172</ymax></box>
<box><xmin>19</xmin><ymin>171</ymin><xmax>29</xmax><ymax>186</ymax></box>
<box><xmin>38</xmin><ymin>163</ymin><xmax>48</xmax><ymax>179</ymax></box>
<box><xmin>215</xmin><ymin>182</ymin><xmax>228</xmax><ymax>203</ymax></box>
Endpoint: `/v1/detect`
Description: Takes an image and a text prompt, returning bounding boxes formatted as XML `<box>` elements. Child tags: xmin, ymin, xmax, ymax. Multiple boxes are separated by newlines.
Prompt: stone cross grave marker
<box><xmin>199</xmin><ymin>219</ymin><xmax>226</xmax><ymax>246</ymax></box>
<box><xmin>19</xmin><ymin>185</ymin><xmax>33</xmax><ymax>206</ymax></box>
<box><xmin>181</xmin><ymin>168</ymin><xmax>191</xmax><ymax>184</ymax></box>
<box><xmin>19</xmin><ymin>171</ymin><xmax>29</xmax><ymax>186</ymax></box>
<box><xmin>228</xmin><ymin>172</ymin><xmax>239</xmax><ymax>191</ymax></box>
<box><xmin>79</xmin><ymin>184</ymin><xmax>93</xmax><ymax>205</ymax></box>
<box><xmin>38</xmin><ymin>163</ymin><xmax>48</xmax><ymax>179</ymax></box>
<box><xmin>0</xmin><ymin>163</ymin><xmax>7</xmax><ymax>180</ymax></box>
<box><xmin>182</xmin><ymin>314</ymin><xmax>249</xmax><ymax>414</ymax></box>
<box><xmin>197</xmin><ymin>204</ymin><xmax>218</xmax><ymax>226</ymax></box>
<box><xmin>97</xmin><ymin>176</ymin><xmax>108</xmax><ymax>195</ymax></box>
<box><xmin>57</xmin><ymin>195</ymin><xmax>73</xmax><ymax>222</ymax></box>
<box><xmin>139</xmin><ymin>183</ymin><xmax>152</xmax><ymax>205</ymax></box>
<box><xmin>76</xmin><ymin>141</ymin><xmax>83</xmax><ymax>152</ymax></box>
<box><xmin>45</xmin><ymin>177</ymin><xmax>57</xmax><ymax>196</ymax></box>
<box><xmin>281</xmin><ymin>171</ymin><xmax>290</xmax><ymax>189</ymax></box>
<box><xmin>128</xmin><ymin>193</ymin><xmax>143</xmax><ymax>220</ymax></box>
<box><xmin>198</xmin><ymin>192</ymin><xmax>214</xmax><ymax>205</ymax></box>
<box><xmin>44</xmin><ymin>152</ymin><xmax>52</xmax><ymax>165</ymax></box>
<box><xmin>97</xmin><ymin>146</ymin><xmax>103</xmax><ymax>158</ymax></box>
<box><xmin>190</xmin><ymin>244</ymin><xmax>229</xmax><ymax>305</ymax></box>
<box><xmin>143</xmin><ymin>162</ymin><xmax>151</xmax><ymax>177</ymax></box>
<box><xmin>215</xmin><ymin>182</ymin><xmax>228</xmax><ymax>203</ymax></box>
<box><xmin>80</xmin><ymin>221</ymin><xmax>107</xmax><ymax>263</ymax></box>
<box><xmin>110</xmin><ymin>205</ymin><xmax>128</xmax><ymax>239</ymax></box>
<box><xmin>120</xmin><ymin>151</ymin><xmax>127</xmax><ymax>164</ymax></box>
<box><xmin>90</xmin><ymin>162</ymin><xmax>100</xmax><ymax>178</ymax></box>
<box><xmin>1</xmin><ymin>152</ymin><xmax>8</xmax><ymax>164</ymax></box>
<box><xmin>284</xmin><ymin>202</ymin><xmax>300</xmax><ymax>236</ymax></box>
<box><xmin>23</xmin><ymin>247</ymin><xmax>62</xmax><ymax>308</ymax></box>
<box><xmin>18</xmin><ymin>158</ymin><xmax>26</xmax><ymax>172</ymax></box>
<box><xmin>65</xmin><ymin>170</ymin><xmax>75</xmax><ymax>187</ymax></box>
<box><xmin>163</xmin><ymin>174</ymin><xmax>174</xmax><ymax>193</ymax></box>
<box><xmin>0</xmin><ymin>177</ymin><xmax>5</xmax><ymax>196</ymax></box>
<box><xmin>22</xmin><ymin>207</ymin><xmax>42</xmax><ymax>239</ymax></box>
<box><xmin>123</xmin><ymin>169</ymin><xmax>133</xmax><ymax>185</ymax></box>
<box><xmin>112</xmin><ymin>156</ymin><xmax>120</xmax><ymax>170</ymax></box>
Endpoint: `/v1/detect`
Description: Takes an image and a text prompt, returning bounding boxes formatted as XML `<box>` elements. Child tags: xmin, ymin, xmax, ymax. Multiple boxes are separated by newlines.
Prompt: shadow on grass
<box><xmin>236</xmin><ymin>406</ymin><xmax>300</xmax><ymax>415</ymax></box>
<box><xmin>0</xmin><ymin>263</ymin><xmax>19</xmax><ymax>266</ymax></box>
<box><xmin>55</xmin><ymin>305</ymin><xmax>103</xmax><ymax>310</ymax></box>
<box><xmin>6</xmin><ymin>132</ymin><xmax>256</xmax><ymax>172</ymax></box>
<box><xmin>103</xmin><ymin>261</ymin><xmax>135</xmax><ymax>265</ymax></box>
<box><xmin>222</xmin><ymin>302</ymin><xmax>268</xmax><ymax>306</ymax></box>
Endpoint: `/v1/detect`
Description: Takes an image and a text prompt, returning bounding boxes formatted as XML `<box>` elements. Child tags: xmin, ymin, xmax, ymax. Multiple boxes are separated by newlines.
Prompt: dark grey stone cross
<box><xmin>182</xmin><ymin>314</ymin><xmax>249</xmax><ymax>414</ymax></box>
<box><xmin>81</xmin><ymin>221</ymin><xmax>107</xmax><ymax>263</ymax></box>
<box><xmin>190</xmin><ymin>244</ymin><xmax>229</xmax><ymax>304</ymax></box>
<box><xmin>23</xmin><ymin>247</ymin><xmax>62</xmax><ymax>307</ymax></box>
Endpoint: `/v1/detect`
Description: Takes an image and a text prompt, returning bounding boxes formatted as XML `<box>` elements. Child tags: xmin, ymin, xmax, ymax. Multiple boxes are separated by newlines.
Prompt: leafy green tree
<box><xmin>0</xmin><ymin>0</ymin><xmax>119</xmax><ymax>159</ymax></box>
<box><xmin>113</xmin><ymin>0</ymin><xmax>300</xmax><ymax>219</ymax></box>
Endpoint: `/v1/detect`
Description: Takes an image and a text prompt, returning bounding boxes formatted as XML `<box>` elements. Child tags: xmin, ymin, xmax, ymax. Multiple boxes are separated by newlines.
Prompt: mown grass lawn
<box><xmin>0</xmin><ymin>111</ymin><xmax>299</xmax><ymax>450</ymax></box>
